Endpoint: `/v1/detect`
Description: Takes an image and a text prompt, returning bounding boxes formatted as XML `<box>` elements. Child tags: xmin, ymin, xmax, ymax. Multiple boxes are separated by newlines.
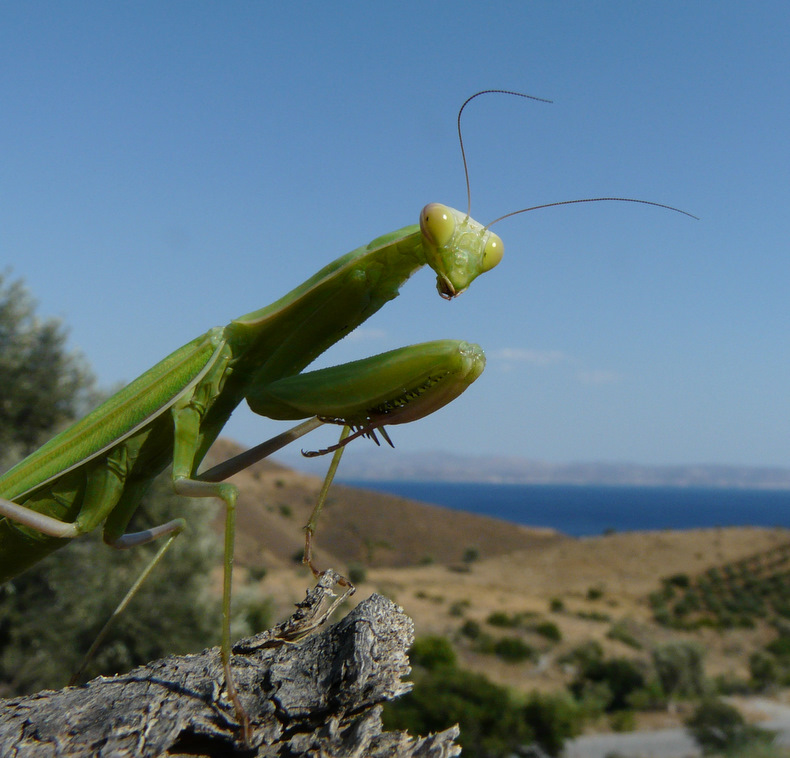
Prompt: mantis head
<box><xmin>415</xmin><ymin>91</ymin><xmax>550</xmax><ymax>300</ymax></box>
<box><xmin>419</xmin><ymin>203</ymin><xmax>503</xmax><ymax>299</ymax></box>
<box><xmin>420</xmin><ymin>90</ymin><xmax>695</xmax><ymax>300</ymax></box>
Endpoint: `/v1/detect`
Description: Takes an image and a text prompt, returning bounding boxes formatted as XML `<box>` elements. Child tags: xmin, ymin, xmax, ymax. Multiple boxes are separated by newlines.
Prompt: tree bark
<box><xmin>0</xmin><ymin>573</ymin><xmax>459</xmax><ymax>757</ymax></box>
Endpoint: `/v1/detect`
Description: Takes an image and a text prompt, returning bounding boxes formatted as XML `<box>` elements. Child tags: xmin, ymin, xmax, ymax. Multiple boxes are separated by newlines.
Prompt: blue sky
<box><xmin>2</xmin><ymin>2</ymin><xmax>789</xmax><ymax>469</ymax></box>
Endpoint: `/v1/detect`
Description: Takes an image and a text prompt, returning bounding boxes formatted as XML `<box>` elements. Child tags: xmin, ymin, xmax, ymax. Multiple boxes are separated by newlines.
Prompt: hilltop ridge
<box><xmin>278</xmin><ymin>448</ymin><xmax>790</xmax><ymax>489</ymax></box>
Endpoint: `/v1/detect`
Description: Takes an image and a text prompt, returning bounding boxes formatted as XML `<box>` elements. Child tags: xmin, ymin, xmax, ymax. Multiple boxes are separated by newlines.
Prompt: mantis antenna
<box><xmin>486</xmin><ymin>197</ymin><xmax>699</xmax><ymax>228</ymax></box>
<box><xmin>457</xmin><ymin>90</ymin><xmax>698</xmax><ymax>225</ymax></box>
<box><xmin>458</xmin><ymin>89</ymin><xmax>553</xmax><ymax>218</ymax></box>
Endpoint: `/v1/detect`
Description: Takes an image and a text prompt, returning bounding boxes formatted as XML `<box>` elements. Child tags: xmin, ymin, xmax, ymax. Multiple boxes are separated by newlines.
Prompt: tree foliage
<box><xmin>652</xmin><ymin>640</ymin><xmax>708</xmax><ymax>700</ymax></box>
<box><xmin>0</xmin><ymin>272</ymin><xmax>95</xmax><ymax>471</ymax></box>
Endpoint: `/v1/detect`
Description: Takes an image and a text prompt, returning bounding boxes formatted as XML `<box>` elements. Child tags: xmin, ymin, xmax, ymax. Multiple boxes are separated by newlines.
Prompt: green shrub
<box><xmin>571</xmin><ymin>657</ymin><xmax>645</xmax><ymax>712</ymax></box>
<box><xmin>574</xmin><ymin>680</ymin><xmax>613</xmax><ymax>717</ymax></box>
<box><xmin>549</xmin><ymin>597</ymin><xmax>565</xmax><ymax>612</ymax></box>
<box><xmin>652</xmin><ymin>548</ymin><xmax>790</xmax><ymax>630</ymax></box>
<box><xmin>560</xmin><ymin>640</ymin><xmax>603</xmax><ymax>670</ymax></box>
<box><xmin>533</xmin><ymin>620</ymin><xmax>562</xmax><ymax>642</ymax></box>
<box><xmin>410</xmin><ymin>636</ymin><xmax>457</xmax><ymax>670</ymax></box>
<box><xmin>522</xmin><ymin>691</ymin><xmax>582</xmax><ymax>756</ymax></box>
<box><xmin>459</xmin><ymin>619</ymin><xmax>481</xmax><ymax>640</ymax></box>
<box><xmin>685</xmin><ymin>698</ymin><xmax>773</xmax><ymax>754</ymax></box>
<box><xmin>462</xmin><ymin>547</ymin><xmax>480</xmax><ymax>563</ymax></box>
<box><xmin>766</xmin><ymin>634</ymin><xmax>790</xmax><ymax>658</ymax></box>
<box><xmin>650</xmin><ymin>585</ymin><xmax>675</xmax><ymax>605</ymax></box>
<box><xmin>448</xmin><ymin>600</ymin><xmax>469</xmax><ymax>617</ymax></box>
<box><xmin>712</xmin><ymin>673</ymin><xmax>752</xmax><ymax>696</ymax></box>
<box><xmin>587</xmin><ymin>586</ymin><xmax>604</xmax><ymax>601</ymax></box>
<box><xmin>606</xmin><ymin>620</ymin><xmax>642</xmax><ymax>649</ymax></box>
<box><xmin>625</xmin><ymin>678</ymin><xmax>666</xmax><ymax>711</ymax></box>
<box><xmin>347</xmin><ymin>563</ymin><xmax>367</xmax><ymax>584</ymax></box>
<box><xmin>575</xmin><ymin>610</ymin><xmax>611</xmax><ymax>622</ymax></box>
<box><xmin>652</xmin><ymin>607</ymin><xmax>672</xmax><ymax>626</ymax></box>
<box><xmin>749</xmin><ymin>650</ymin><xmax>780</xmax><ymax>690</ymax></box>
<box><xmin>232</xmin><ymin>587</ymin><xmax>274</xmax><ymax>635</ymax></box>
<box><xmin>247</xmin><ymin>565</ymin><xmax>267</xmax><ymax>582</ymax></box>
<box><xmin>665</xmin><ymin>573</ymin><xmax>691</xmax><ymax>588</ymax></box>
<box><xmin>493</xmin><ymin>637</ymin><xmax>535</xmax><ymax>663</ymax></box>
<box><xmin>383</xmin><ymin>667</ymin><xmax>533</xmax><ymax>757</ymax></box>
<box><xmin>486</xmin><ymin>611</ymin><xmax>515</xmax><ymax>627</ymax></box>
<box><xmin>471</xmin><ymin>633</ymin><xmax>496</xmax><ymax>655</ymax></box>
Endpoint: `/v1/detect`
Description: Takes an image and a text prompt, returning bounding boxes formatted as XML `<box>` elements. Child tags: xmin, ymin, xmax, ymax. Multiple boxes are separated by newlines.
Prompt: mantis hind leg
<box><xmin>170</xmin><ymin>402</ymin><xmax>249</xmax><ymax>738</ymax></box>
<box><xmin>302</xmin><ymin>425</ymin><xmax>352</xmax><ymax>582</ymax></box>
<box><xmin>0</xmin><ymin>498</ymin><xmax>84</xmax><ymax>539</ymax></box>
<box><xmin>172</xmin><ymin>473</ymin><xmax>247</xmax><ymax>736</ymax></box>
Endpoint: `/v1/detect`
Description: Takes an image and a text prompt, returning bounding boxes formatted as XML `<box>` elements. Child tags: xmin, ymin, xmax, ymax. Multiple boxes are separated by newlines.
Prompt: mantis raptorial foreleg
<box><xmin>197</xmin><ymin>417</ymin><xmax>326</xmax><ymax>482</ymax></box>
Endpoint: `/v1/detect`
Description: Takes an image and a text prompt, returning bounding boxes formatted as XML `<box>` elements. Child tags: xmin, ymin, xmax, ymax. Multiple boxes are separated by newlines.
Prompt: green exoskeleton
<box><xmin>0</xmin><ymin>90</ymin><xmax>694</xmax><ymax>735</ymax></box>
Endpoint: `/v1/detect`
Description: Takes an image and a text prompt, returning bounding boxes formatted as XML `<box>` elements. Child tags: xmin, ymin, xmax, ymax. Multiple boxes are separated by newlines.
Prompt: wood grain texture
<box><xmin>0</xmin><ymin>578</ymin><xmax>459</xmax><ymax>757</ymax></box>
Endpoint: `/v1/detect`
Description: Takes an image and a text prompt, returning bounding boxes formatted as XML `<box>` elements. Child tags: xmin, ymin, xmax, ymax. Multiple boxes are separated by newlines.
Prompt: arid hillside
<box><xmin>207</xmin><ymin>438</ymin><xmax>790</xmax><ymax>696</ymax></box>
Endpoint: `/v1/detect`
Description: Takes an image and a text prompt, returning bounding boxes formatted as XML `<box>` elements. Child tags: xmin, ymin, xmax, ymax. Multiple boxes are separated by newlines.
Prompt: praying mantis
<box><xmin>0</xmin><ymin>90</ymin><xmax>694</xmax><ymax>733</ymax></box>
<box><xmin>0</xmin><ymin>199</ymin><xmax>492</xmax><ymax>718</ymax></box>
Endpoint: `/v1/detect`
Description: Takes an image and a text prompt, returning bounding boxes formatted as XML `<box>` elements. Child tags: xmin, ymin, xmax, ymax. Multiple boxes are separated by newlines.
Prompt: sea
<box><xmin>341</xmin><ymin>480</ymin><xmax>790</xmax><ymax>538</ymax></box>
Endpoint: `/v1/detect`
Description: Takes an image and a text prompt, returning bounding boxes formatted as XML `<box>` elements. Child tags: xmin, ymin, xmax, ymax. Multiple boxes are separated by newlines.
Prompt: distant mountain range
<box><xmin>277</xmin><ymin>450</ymin><xmax>790</xmax><ymax>490</ymax></box>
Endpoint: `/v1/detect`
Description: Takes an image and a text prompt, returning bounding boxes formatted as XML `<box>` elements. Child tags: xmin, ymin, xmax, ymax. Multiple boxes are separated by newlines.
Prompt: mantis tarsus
<box><xmin>0</xmin><ymin>90</ymin><xmax>694</xmax><ymax>736</ymax></box>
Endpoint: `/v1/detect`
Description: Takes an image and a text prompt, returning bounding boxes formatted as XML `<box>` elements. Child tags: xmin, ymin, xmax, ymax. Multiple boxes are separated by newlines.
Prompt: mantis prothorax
<box><xmin>0</xmin><ymin>90</ymin><xmax>694</xmax><ymax>737</ymax></box>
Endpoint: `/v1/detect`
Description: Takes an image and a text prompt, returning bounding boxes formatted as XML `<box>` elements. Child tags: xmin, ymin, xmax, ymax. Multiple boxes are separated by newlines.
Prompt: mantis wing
<box><xmin>0</xmin><ymin>329</ymin><xmax>226</xmax><ymax>501</ymax></box>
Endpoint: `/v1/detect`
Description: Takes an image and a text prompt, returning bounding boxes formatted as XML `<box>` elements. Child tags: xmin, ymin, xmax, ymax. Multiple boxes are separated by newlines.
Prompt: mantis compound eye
<box><xmin>420</xmin><ymin>203</ymin><xmax>456</xmax><ymax>248</ymax></box>
<box><xmin>481</xmin><ymin>231</ymin><xmax>504</xmax><ymax>272</ymax></box>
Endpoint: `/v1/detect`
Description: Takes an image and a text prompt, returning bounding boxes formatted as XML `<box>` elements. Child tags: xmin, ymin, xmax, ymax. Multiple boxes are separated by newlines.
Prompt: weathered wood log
<box><xmin>0</xmin><ymin>572</ymin><xmax>460</xmax><ymax>757</ymax></box>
